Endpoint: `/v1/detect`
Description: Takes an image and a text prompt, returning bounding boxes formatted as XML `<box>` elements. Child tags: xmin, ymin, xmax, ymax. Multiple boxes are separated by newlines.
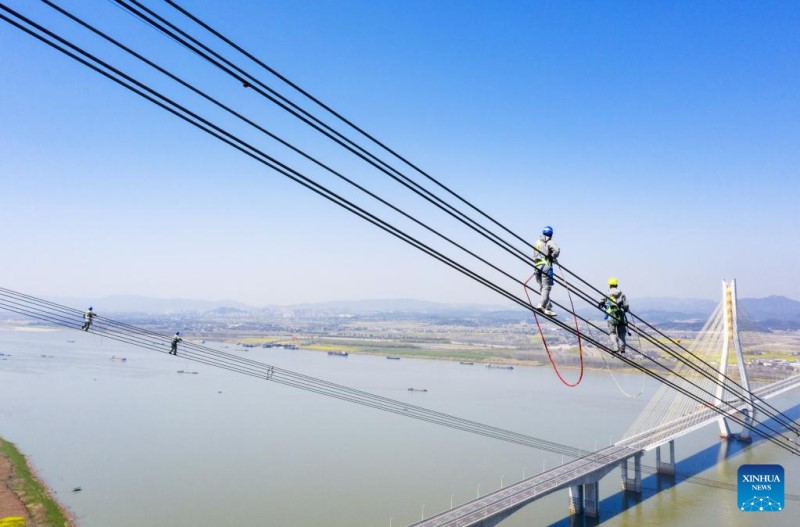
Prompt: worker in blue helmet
<box><xmin>533</xmin><ymin>226</ymin><xmax>560</xmax><ymax>316</ymax></box>
<box><xmin>81</xmin><ymin>306</ymin><xmax>96</xmax><ymax>331</ymax></box>
<box><xmin>170</xmin><ymin>332</ymin><xmax>183</xmax><ymax>355</ymax></box>
<box><xmin>597</xmin><ymin>277</ymin><xmax>629</xmax><ymax>353</ymax></box>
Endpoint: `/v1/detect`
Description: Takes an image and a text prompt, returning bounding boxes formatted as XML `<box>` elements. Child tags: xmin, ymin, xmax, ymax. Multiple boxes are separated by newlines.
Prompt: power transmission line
<box><xmin>103</xmin><ymin>0</ymin><xmax>798</xmax><ymax>433</ymax></box>
<box><xmin>2</xmin><ymin>2</ymin><xmax>798</xmax><ymax>447</ymax></box>
<box><xmin>2</xmin><ymin>286</ymin><xmax>799</xmax><ymax>485</ymax></box>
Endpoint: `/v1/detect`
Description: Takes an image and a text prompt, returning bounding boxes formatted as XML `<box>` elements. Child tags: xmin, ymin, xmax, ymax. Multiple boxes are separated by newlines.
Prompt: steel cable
<box><xmin>2</xmin><ymin>3</ymin><xmax>798</xmax><ymax>445</ymax></box>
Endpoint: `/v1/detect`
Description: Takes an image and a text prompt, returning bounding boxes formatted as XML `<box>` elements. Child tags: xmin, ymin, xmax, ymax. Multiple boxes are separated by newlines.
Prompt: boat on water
<box><xmin>459</xmin><ymin>361</ymin><xmax>474</xmax><ymax>365</ymax></box>
<box><xmin>386</xmin><ymin>356</ymin><xmax>400</xmax><ymax>360</ymax></box>
<box><xmin>110</xmin><ymin>356</ymin><xmax>127</xmax><ymax>362</ymax></box>
<box><xmin>264</xmin><ymin>343</ymin><xmax>299</xmax><ymax>350</ymax></box>
<box><xmin>407</xmin><ymin>388</ymin><xmax>428</xmax><ymax>392</ymax></box>
<box><xmin>177</xmin><ymin>370</ymin><xmax>199</xmax><ymax>375</ymax></box>
<box><xmin>486</xmin><ymin>364</ymin><xmax>514</xmax><ymax>370</ymax></box>
<box><xmin>328</xmin><ymin>351</ymin><xmax>349</xmax><ymax>357</ymax></box>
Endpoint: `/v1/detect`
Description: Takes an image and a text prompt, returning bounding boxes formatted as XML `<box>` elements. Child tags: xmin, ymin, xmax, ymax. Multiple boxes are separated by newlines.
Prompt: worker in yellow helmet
<box><xmin>597</xmin><ymin>277</ymin><xmax>629</xmax><ymax>353</ymax></box>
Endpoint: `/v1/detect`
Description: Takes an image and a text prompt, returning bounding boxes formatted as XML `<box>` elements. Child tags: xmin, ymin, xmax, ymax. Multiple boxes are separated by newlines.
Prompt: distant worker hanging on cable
<box><xmin>598</xmin><ymin>277</ymin><xmax>629</xmax><ymax>353</ymax></box>
<box><xmin>81</xmin><ymin>306</ymin><xmax>96</xmax><ymax>331</ymax></box>
<box><xmin>170</xmin><ymin>332</ymin><xmax>182</xmax><ymax>355</ymax></box>
<box><xmin>533</xmin><ymin>226</ymin><xmax>560</xmax><ymax>316</ymax></box>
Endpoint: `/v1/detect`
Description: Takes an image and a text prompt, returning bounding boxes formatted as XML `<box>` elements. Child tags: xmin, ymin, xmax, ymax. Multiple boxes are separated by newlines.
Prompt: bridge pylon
<box><xmin>714</xmin><ymin>279</ymin><xmax>755</xmax><ymax>441</ymax></box>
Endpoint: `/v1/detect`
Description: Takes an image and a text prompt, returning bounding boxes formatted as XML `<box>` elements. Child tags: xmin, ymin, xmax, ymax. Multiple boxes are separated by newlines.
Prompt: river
<box><xmin>0</xmin><ymin>328</ymin><xmax>797</xmax><ymax>526</ymax></box>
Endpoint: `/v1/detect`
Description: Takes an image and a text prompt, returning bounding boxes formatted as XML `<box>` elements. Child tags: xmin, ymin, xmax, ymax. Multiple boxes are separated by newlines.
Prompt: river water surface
<box><xmin>0</xmin><ymin>329</ymin><xmax>798</xmax><ymax>526</ymax></box>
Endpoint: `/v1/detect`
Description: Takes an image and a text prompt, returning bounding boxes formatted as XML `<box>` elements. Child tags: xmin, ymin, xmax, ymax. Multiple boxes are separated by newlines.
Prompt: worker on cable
<box><xmin>598</xmin><ymin>277</ymin><xmax>629</xmax><ymax>353</ymax></box>
<box><xmin>81</xmin><ymin>306</ymin><xmax>96</xmax><ymax>331</ymax></box>
<box><xmin>170</xmin><ymin>332</ymin><xmax>182</xmax><ymax>355</ymax></box>
<box><xmin>533</xmin><ymin>225</ymin><xmax>560</xmax><ymax>316</ymax></box>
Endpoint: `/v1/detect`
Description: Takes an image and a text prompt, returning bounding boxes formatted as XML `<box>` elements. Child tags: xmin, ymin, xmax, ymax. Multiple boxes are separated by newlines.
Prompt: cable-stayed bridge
<box><xmin>410</xmin><ymin>376</ymin><xmax>800</xmax><ymax>527</ymax></box>
<box><xmin>411</xmin><ymin>280</ymin><xmax>800</xmax><ymax>526</ymax></box>
<box><xmin>1</xmin><ymin>7</ymin><xmax>798</xmax><ymax>525</ymax></box>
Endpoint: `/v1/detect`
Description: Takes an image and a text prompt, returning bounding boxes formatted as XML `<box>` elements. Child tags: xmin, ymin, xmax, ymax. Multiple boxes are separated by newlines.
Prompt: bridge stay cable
<box><xmin>2</xmin><ymin>3</ymin><xmax>798</xmax><ymax>441</ymax></box>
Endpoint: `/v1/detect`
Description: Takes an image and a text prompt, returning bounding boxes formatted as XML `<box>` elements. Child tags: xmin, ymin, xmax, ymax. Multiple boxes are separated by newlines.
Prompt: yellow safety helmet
<box><xmin>608</xmin><ymin>277</ymin><xmax>619</xmax><ymax>287</ymax></box>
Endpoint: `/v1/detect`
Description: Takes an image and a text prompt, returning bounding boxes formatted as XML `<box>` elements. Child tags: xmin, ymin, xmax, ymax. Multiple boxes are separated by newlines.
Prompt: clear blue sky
<box><xmin>1</xmin><ymin>1</ymin><xmax>798</xmax><ymax>306</ymax></box>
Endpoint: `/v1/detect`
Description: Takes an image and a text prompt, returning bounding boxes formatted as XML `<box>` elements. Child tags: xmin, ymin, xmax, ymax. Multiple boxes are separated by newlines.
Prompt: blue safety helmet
<box><xmin>542</xmin><ymin>226</ymin><xmax>553</xmax><ymax>237</ymax></box>
<box><xmin>88</xmin><ymin>306</ymin><xmax>93</xmax><ymax>310</ymax></box>
<box><xmin>176</xmin><ymin>331</ymin><xmax>180</xmax><ymax>335</ymax></box>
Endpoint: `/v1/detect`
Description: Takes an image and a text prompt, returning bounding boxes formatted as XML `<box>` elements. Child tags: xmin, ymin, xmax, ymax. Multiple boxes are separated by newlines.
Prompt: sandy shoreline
<box><xmin>0</xmin><ymin>325</ymin><xmax>61</xmax><ymax>333</ymax></box>
<box><xmin>0</xmin><ymin>438</ymin><xmax>74</xmax><ymax>527</ymax></box>
<box><xmin>0</xmin><ymin>453</ymin><xmax>31</xmax><ymax>523</ymax></box>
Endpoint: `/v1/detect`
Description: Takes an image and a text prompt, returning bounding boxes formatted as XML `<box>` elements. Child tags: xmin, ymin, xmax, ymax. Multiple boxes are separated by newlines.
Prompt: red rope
<box><xmin>524</xmin><ymin>269</ymin><xmax>584</xmax><ymax>387</ymax></box>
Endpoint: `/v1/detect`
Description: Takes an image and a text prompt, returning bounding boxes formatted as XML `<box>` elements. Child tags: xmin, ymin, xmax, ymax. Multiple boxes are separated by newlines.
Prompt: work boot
<box><xmin>536</xmin><ymin>304</ymin><xmax>557</xmax><ymax>317</ymax></box>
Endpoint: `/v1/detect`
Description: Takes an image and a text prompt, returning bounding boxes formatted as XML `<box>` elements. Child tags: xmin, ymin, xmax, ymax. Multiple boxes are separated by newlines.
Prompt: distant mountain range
<box><xmin>632</xmin><ymin>296</ymin><xmax>800</xmax><ymax>328</ymax></box>
<box><xmin>294</xmin><ymin>298</ymin><xmax>500</xmax><ymax>314</ymax></box>
<box><xmin>10</xmin><ymin>294</ymin><xmax>800</xmax><ymax>329</ymax></box>
<box><xmin>50</xmin><ymin>294</ymin><xmax>254</xmax><ymax>314</ymax></box>
<box><xmin>739</xmin><ymin>295</ymin><xmax>800</xmax><ymax>321</ymax></box>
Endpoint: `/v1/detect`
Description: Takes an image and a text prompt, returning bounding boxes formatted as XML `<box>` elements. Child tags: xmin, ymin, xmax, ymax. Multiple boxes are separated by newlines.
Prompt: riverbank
<box><xmin>0</xmin><ymin>438</ymin><xmax>73</xmax><ymax>527</ymax></box>
<box><xmin>234</xmin><ymin>335</ymin><xmax>648</xmax><ymax>374</ymax></box>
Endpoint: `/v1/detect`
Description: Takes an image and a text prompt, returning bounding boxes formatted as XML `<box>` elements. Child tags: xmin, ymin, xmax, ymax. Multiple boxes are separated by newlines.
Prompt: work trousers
<box><xmin>535</xmin><ymin>265</ymin><xmax>554</xmax><ymax>309</ymax></box>
<box><xmin>608</xmin><ymin>321</ymin><xmax>627</xmax><ymax>353</ymax></box>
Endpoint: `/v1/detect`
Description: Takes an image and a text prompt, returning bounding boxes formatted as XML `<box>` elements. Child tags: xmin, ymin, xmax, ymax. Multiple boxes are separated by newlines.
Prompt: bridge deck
<box><xmin>411</xmin><ymin>374</ymin><xmax>800</xmax><ymax>527</ymax></box>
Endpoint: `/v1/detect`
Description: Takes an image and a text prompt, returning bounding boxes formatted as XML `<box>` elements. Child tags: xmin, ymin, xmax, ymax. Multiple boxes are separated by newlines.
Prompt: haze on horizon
<box><xmin>1</xmin><ymin>1</ymin><xmax>798</xmax><ymax>307</ymax></box>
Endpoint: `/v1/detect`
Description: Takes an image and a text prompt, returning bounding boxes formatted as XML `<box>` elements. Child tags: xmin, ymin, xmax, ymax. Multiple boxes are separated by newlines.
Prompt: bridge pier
<box><xmin>567</xmin><ymin>481</ymin><xmax>599</xmax><ymax>518</ymax></box>
<box><xmin>620</xmin><ymin>453</ymin><xmax>642</xmax><ymax>493</ymax></box>
<box><xmin>584</xmin><ymin>481</ymin><xmax>599</xmax><ymax>518</ymax></box>
<box><xmin>568</xmin><ymin>485</ymin><xmax>583</xmax><ymax>515</ymax></box>
<box><xmin>656</xmin><ymin>440</ymin><xmax>676</xmax><ymax>475</ymax></box>
<box><xmin>717</xmin><ymin>413</ymin><xmax>732</xmax><ymax>439</ymax></box>
<box><xmin>737</xmin><ymin>409</ymin><xmax>754</xmax><ymax>442</ymax></box>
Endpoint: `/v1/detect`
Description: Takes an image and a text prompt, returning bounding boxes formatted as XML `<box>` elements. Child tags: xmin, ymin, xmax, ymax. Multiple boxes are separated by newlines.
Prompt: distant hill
<box><xmin>627</xmin><ymin>295</ymin><xmax>800</xmax><ymax>330</ymax></box>
<box><xmin>295</xmin><ymin>298</ymin><xmax>504</xmax><ymax>314</ymax></box>
<box><xmin>51</xmin><ymin>295</ymin><xmax>254</xmax><ymax>314</ymax></box>
<box><xmin>298</xmin><ymin>296</ymin><xmax>800</xmax><ymax>324</ymax></box>
<box><xmin>631</xmin><ymin>297</ymin><xmax>717</xmax><ymax>315</ymax></box>
<box><xmin>740</xmin><ymin>296</ymin><xmax>800</xmax><ymax>321</ymax></box>
<box><xmin>7</xmin><ymin>293</ymin><xmax>798</xmax><ymax>329</ymax></box>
